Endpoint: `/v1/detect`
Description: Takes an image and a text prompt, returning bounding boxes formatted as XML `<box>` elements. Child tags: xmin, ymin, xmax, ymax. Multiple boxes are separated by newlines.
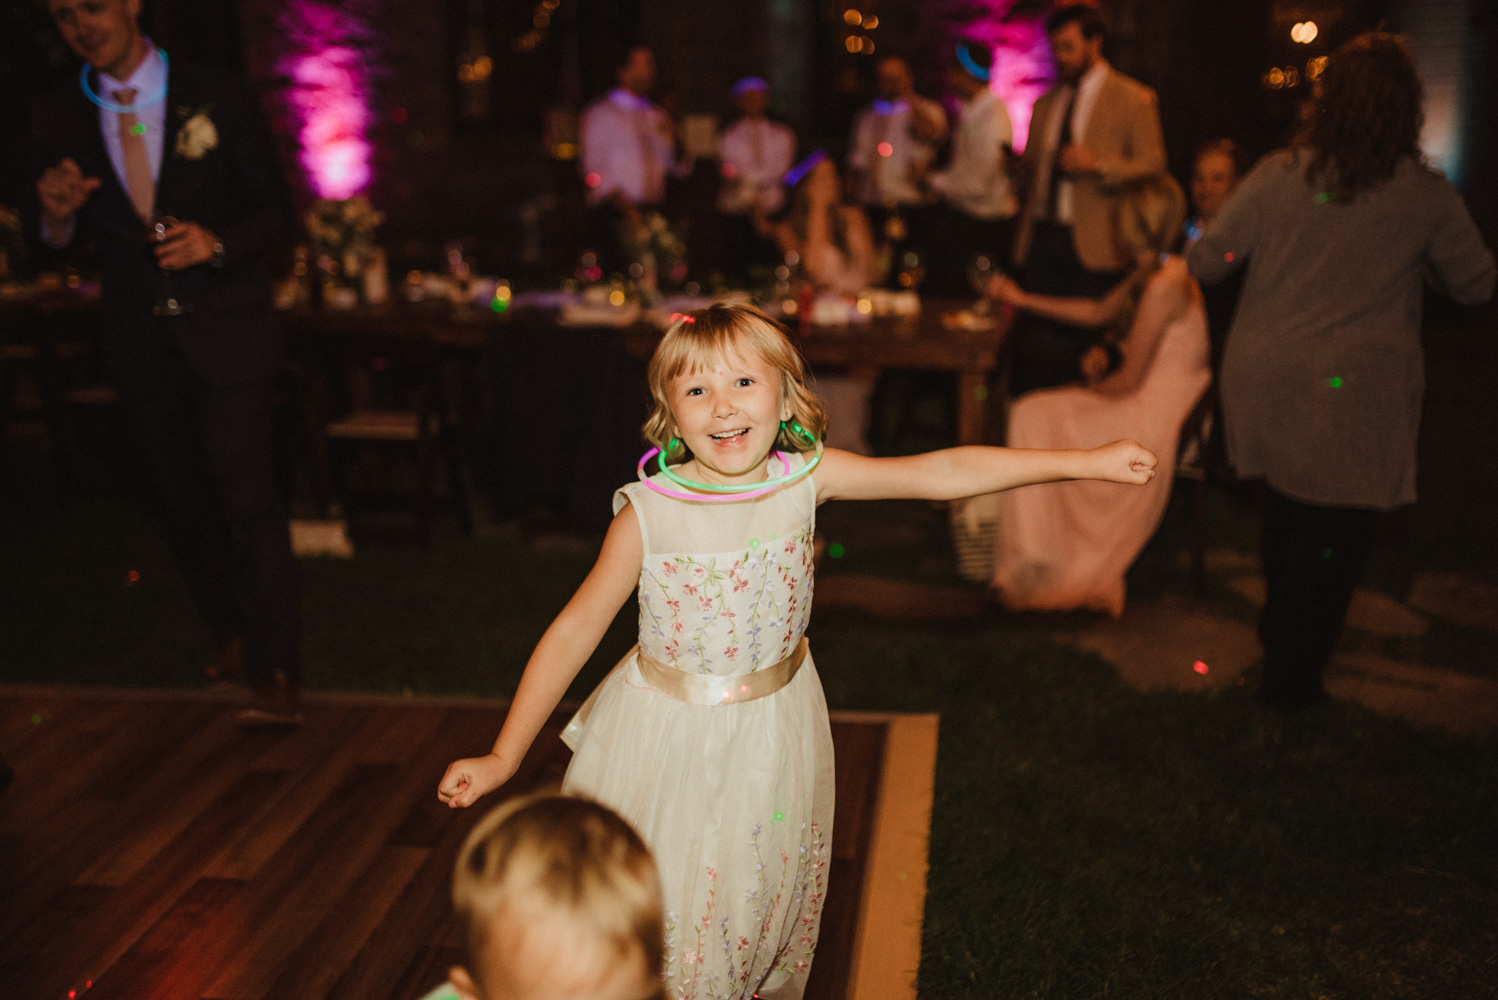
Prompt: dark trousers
<box><xmin>1257</xmin><ymin>487</ymin><xmax>1379</xmax><ymax>707</ymax></box>
<box><xmin>922</xmin><ymin>206</ymin><xmax>1015</xmax><ymax>298</ymax></box>
<box><xmin>120</xmin><ymin>332</ymin><xmax>299</xmax><ymax>686</ymax></box>
<box><xmin>1012</xmin><ymin>220</ymin><xmax>1124</xmax><ymax>396</ymax></box>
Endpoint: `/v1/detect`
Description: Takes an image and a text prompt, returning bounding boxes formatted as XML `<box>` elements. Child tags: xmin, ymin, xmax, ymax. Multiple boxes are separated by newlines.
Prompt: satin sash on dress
<box><xmin>561</xmin><ymin>638</ymin><xmax>808</xmax><ymax>750</ymax></box>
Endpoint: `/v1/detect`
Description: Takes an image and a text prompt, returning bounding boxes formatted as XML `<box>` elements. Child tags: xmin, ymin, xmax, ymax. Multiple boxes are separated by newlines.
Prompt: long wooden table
<box><xmin>280</xmin><ymin>298</ymin><xmax>1011</xmax><ymax>446</ymax></box>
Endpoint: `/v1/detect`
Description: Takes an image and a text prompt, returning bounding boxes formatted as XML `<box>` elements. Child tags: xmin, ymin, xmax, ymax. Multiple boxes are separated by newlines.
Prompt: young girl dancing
<box><xmin>438</xmin><ymin>304</ymin><xmax>1157</xmax><ymax>999</ymax></box>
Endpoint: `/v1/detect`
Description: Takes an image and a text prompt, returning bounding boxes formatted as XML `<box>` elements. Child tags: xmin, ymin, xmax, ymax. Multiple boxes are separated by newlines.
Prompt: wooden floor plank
<box><xmin>76</xmin><ymin>706</ymin><xmax>276</xmax><ymax>887</ymax></box>
<box><xmin>0</xmin><ymin>701</ymin><xmax>226</xmax><ymax>947</ymax></box>
<box><xmin>9</xmin><ymin>768</ymin><xmax>290</xmax><ymax>1000</ymax></box>
<box><xmin>259</xmin><ymin>844</ymin><xmax>430</xmax><ymax>1000</ymax></box>
<box><xmin>203</xmin><ymin>706</ymin><xmax>378</xmax><ymax>881</ymax></box>
<box><xmin>83</xmin><ymin>877</ymin><xmax>243</xmax><ymax>1000</ymax></box>
<box><xmin>806</xmin><ymin>721</ymin><xmax>887</xmax><ymax>1000</ymax></box>
<box><xmin>0</xmin><ymin>696</ymin><xmax>139</xmax><ymax>835</ymax></box>
<box><xmin>848</xmin><ymin>714</ymin><xmax>940</xmax><ymax>1000</ymax></box>
<box><xmin>202</xmin><ymin>763</ymin><xmax>447</xmax><ymax>1000</ymax></box>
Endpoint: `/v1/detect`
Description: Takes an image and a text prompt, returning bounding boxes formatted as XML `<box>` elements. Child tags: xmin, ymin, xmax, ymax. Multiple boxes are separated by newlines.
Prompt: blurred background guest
<box><xmin>579</xmin><ymin>46</ymin><xmax>675</xmax><ymax>269</ymax></box>
<box><xmin>923</xmin><ymin>40</ymin><xmax>1017</xmax><ymax>298</ymax></box>
<box><xmin>1010</xmin><ymin>2</ymin><xmax>1166</xmax><ymax>395</ymax></box>
<box><xmin>763</xmin><ymin>154</ymin><xmax>885</xmax><ymax>453</ymax></box>
<box><xmin>1188</xmin><ymin>32</ymin><xmax>1496</xmax><ymax>710</ymax></box>
<box><xmin>1186</xmin><ymin>138</ymin><xmax>1246</xmax><ymax>246</ymax></box>
<box><xmin>1185</xmin><ymin>138</ymin><xmax>1248</xmax><ymax>476</ymax></box>
<box><xmin>846</xmin><ymin>53</ymin><xmax>947</xmax><ymax>267</ymax></box>
<box><xmin>32</xmin><ymin>0</ymin><xmax>299</xmax><ymax>724</ymax></box>
<box><xmin>986</xmin><ymin>176</ymin><xmax>1208</xmax><ymax>615</ymax></box>
<box><xmin>716</xmin><ymin>76</ymin><xmax>795</xmax><ymax>282</ymax></box>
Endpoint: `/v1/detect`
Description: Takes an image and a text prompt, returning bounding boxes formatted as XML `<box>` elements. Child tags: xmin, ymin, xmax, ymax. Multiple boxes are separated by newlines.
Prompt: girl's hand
<box><xmin>1091</xmin><ymin>439</ymin><xmax>1158</xmax><ymax>485</ymax></box>
<box><xmin>437</xmin><ymin>753</ymin><xmax>516</xmax><ymax>809</ymax></box>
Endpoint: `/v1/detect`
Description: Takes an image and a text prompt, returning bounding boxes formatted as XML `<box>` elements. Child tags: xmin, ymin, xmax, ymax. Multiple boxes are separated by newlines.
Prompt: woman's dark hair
<box><xmin>1046</xmin><ymin>2</ymin><xmax>1107</xmax><ymax>41</ymax></box>
<box><xmin>1297</xmin><ymin>31</ymin><xmax>1424</xmax><ymax>202</ymax></box>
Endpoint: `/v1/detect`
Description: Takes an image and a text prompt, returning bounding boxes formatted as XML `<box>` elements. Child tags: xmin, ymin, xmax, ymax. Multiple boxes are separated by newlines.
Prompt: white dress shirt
<box><xmin>1041</xmin><ymin>59</ymin><xmax>1109</xmax><ymax>224</ymax></box>
<box><xmin>847</xmin><ymin>96</ymin><xmax>946</xmax><ymax>206</ymax></box>
<box><xmin>579</xmin><ymin>88</ymin><xmax>675</xmax><ymax>207</ymax></box>
<box><xmin>44</xmin><ymin>42</ymin><xmax>168</xmax><ymax>247</ymax></box>
<box><xmin>716</xmin><ymin>117</ymin><xmax>795</xmax><ymax>215</ymax></box>
<box><xmin>927</xmin><ymin>88</ymin><xmax>1015</xmax><ymax>219</ymax></box>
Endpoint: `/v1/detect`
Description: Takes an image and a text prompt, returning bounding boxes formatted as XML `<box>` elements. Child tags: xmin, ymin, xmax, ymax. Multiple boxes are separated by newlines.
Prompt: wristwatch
<box><xmin>211</xmin><ymin>237</ymin><xmax>227</xmax><ymax>268</ymax></box>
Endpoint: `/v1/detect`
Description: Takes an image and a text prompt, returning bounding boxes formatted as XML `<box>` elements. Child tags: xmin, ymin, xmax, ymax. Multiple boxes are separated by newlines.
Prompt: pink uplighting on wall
<box><xmin>278</xmin><ymin>3</ymin><xmax>373</xmax><ymax>199</ymax></box>
<box><xmin>949</xmin><ymin>0</ymin><xmax>1056</xmax><ymax>154</ymax></box>
<box><xmin>989</xmin><ymin>20</ymin><xmax>1055</xmax><ymax>155</ymax></box>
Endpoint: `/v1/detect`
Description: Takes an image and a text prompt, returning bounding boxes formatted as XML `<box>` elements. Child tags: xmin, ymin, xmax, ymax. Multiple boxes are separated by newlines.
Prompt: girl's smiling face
<box><xmin>667</xmin><ymin>346</ymin><xmax>790</xmax><ymax>485</ymax></box>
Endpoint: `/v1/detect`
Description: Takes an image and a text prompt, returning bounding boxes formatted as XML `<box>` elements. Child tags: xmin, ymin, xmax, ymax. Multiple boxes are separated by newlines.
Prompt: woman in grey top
<box><xmin>1187</xmin><ymin>31</ymin><xmax>1495</xmax><ymax>709</ymax></box>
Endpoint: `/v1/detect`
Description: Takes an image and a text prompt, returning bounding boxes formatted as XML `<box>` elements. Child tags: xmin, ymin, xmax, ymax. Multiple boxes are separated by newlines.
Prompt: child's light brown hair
<box><xmin>643</xmin><ymin>304</ymin><xmax>830</xmax><ymax>462</ymax></box>
<box><xmin>452</xmin><ymin>793</ymin><xmax>664</xmax><ymax>995</ymax></box>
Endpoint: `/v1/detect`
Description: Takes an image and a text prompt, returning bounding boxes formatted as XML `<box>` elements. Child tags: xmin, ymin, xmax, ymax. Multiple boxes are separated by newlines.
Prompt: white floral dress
<box><xmin>562</xmin><ymin>461</ymin><xmax>834</xmax><ymax>1000</ymax></box>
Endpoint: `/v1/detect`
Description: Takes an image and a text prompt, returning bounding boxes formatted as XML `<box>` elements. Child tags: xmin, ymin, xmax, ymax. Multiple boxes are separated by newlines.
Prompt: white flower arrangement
<box><xmin>304</xmin><ymin>197</ymin><xmax>385</xmax><ymax>279</ymax></box>
<box><xmin>174</xmin><ymin>109</ymin><xmax>219</xmax><ymax>161</ymax></box>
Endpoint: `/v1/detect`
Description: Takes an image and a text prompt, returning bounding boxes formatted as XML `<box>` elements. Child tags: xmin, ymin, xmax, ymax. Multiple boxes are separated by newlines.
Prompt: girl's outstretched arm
<box><xmin>815</xmin><ymin>439</ymin><xmax>1157</xmax><ymax>503</ymax></box>
<box><xmin>437</xmin><ymin>503</ymin><xmax>644</xmax><ymax>808</ymax></box>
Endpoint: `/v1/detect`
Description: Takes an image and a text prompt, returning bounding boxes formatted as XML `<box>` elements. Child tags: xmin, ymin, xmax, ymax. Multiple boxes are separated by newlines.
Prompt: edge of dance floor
<box><xmin>0</xmin><ymin>684</ymin><xmax>939</xmax><ymax>999</ymax></box>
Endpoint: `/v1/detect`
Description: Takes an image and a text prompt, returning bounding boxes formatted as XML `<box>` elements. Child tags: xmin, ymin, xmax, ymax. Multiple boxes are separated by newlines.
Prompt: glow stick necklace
<box><xmin>80</xmin><ymin>49</ymin><xmax>170</xmax><ymax>114</ymax></box>
<box><xmin>638</xmin><ymin>425</ymin><xmax>823</xmax><ymax>502</ymax></box>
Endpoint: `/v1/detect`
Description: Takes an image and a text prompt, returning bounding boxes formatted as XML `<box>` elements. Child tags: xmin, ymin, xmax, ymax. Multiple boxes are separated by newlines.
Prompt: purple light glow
<box><xmin>950</xmin><ymin>0</ymin><xmax>1056</xmax><ymax>155</ymax></box>
<box><xmin>278</xmin><ymin>2</ymin><xmax>374</xmax><ymax>200</ymax></box>
<box><xmin>987</xmin><ymin>20</ymin><xmax>1054</xmax><ymax>155</ymax></box>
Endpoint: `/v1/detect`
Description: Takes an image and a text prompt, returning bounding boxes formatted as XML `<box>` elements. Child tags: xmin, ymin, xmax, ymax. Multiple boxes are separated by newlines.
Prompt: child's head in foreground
<box><xmin>643</xmin><ymin>304</ymin><xmax>829</xmax><ymax>470</ymax></box>
<box><xmin>449</xmin><ymin>793</ymin><xmax>665</xmax><ymax>1000</ymax></box>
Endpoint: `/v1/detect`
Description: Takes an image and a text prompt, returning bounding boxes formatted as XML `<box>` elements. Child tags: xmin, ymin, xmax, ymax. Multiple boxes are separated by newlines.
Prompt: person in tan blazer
<box><xmin>1009</xmin><ymin>3</ymin><xmax>1166</xmax><ymax>395</ymax></box>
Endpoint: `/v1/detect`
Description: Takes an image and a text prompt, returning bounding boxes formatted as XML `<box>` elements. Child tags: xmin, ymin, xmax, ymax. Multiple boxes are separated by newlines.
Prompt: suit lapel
<box><xmin>155</xmin><ymin>67</ymin><xmax>194</xmax><ymax>211</ymax></box>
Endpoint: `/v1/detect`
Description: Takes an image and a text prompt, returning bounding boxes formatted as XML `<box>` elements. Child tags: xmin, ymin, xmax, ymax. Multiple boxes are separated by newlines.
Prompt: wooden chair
<box><xmin>297</xmin><ymin>329</ymin><xmax>472</xmax><ymax>542</ymax></box>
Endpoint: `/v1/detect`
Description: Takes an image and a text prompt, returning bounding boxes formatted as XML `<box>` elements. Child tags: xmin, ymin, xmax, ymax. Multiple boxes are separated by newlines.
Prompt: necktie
<box><xmin>639</xmin><ymin>108</ymin><xmax>664</xmax><ymax>205</ymax></box>
<box><xmin>1045</xmin><ymin>86</ymin><xmax>1077</xmax><ymax>221</ymax></box>
<box><xmin>114</xmin><ymin>88</ymin><xmax>155</xmax><ymax>222</ymax></box>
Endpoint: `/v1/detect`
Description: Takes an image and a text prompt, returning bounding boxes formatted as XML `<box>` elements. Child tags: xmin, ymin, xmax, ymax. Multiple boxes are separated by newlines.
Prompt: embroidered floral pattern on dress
<box><xmin>638</xmin><ymin>526</ymin><xmax>815</xmax><ymax>674</ymax></box>
<box><xmin>666</xmin><ymin>821</ymin><xmax>827</xmax><ymax>1000</ymax></box>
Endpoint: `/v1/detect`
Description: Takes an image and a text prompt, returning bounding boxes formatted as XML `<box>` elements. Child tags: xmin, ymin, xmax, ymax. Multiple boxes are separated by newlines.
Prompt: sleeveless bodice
<box><xmin>613</xmin><ymin>458</ymin><xmax>818</xmax><ymax>676</ymax></box>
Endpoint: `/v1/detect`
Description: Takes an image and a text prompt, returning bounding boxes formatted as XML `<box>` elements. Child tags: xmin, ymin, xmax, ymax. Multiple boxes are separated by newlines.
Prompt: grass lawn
<box><xmin>2</xmin><ymin>302</ymin><xmax>1495</xmax><ymax>997</ymax></box>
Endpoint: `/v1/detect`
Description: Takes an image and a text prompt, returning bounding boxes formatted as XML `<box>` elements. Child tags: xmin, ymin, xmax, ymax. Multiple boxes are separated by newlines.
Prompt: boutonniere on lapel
<box><xmin>174</xmin><ymin>105</ymin><xmax>219</xmax><ymax>161</ymax></box>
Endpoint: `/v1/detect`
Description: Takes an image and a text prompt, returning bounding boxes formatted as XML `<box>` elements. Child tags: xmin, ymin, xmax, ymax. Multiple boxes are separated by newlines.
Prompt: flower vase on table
<box><xmin>305</xmin><ymin>197</ymin><xmax>384</xmax><ymax>310</ymax></box>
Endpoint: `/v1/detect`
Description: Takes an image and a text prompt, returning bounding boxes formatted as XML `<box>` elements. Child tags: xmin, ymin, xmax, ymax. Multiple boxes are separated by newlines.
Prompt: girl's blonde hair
<box><xmin>643</xmin><ymin>304</ymin><xmax>829</xmax><ymax>462</ymax></box>
<box><xmin>452</xmin><ymin>793</ymin><xmax>664</xmax><ymax>991</ymax></box>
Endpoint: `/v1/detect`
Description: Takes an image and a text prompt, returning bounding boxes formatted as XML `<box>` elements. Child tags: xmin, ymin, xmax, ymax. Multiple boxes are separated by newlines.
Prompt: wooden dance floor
<box><xmin>0</xmin><ymin>687</ymin><xmax>937</xmax><ymax>1000</ymax></box>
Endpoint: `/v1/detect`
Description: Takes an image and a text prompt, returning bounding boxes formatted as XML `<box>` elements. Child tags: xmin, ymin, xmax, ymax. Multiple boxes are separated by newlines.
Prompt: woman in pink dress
<box><xmin>986</xmin><ymin>176</ymin><xmax>1210</xmax><ymax>615</ymax></box>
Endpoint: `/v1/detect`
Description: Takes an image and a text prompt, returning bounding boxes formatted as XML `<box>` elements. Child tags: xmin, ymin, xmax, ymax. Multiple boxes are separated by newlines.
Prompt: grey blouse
<box><xmin>1188</xmin><ymin>149</ymin><xmax>1494</xmax><ymax>510</ymax></box>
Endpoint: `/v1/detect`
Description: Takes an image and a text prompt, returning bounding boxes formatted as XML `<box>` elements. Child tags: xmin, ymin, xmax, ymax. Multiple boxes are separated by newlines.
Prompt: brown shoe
<box><xmin>236</xmin><ymin>672</ymin><xmax>304</xmax><ymax>728</ymax></box>
<box><xmin>205</xmin><ymin>636</ymin><xmax>246</xmax><ymax>686</ymax></box>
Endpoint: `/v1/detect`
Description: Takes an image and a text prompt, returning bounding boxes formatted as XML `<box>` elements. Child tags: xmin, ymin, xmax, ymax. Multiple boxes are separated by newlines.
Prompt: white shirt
<box><xmin>716</xmin><ymin>117</ymin><xmax>795</xmax><ymax>215</ymax></box>
<box><xmin>44</xmin><ymin>42</ymin><xmax>168</xmax><ymax>247</ymax></box>
<box><xmin>1042</xmin><ymin>59</ymin><xmax>1109</xmax><ymax>223</ymax></box>
<box><xmin>927</xmin><ymin>88</ymin><xmax>1015</xmax><ymax>219</ymax></box>
<box><xmin>579</xmin><ymin>89</ymin><xmax>675</xmax><ymax>207</ymax></box>
<box><xmin>847</xmin><ymin>96</ymin><xmax>946</xmax><ymax>206</ymax></box>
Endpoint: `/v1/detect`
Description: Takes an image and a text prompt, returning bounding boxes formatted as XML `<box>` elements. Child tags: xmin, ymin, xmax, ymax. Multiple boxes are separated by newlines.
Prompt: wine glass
<box><xmin>148</xmin><ymin>214</ymin><xmax>188</xmax><ymax>317</ymax></box>
<box><xmin>967</xmin><ymin>253</ymin><xmax>999</xmax><ymax>316</ymax></box>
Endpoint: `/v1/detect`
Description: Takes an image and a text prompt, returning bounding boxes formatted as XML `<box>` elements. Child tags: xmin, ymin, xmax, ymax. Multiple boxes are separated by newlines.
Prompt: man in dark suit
<box><xmin>35</xmin><ymin>0</ymin><xmax>301</xmax><ymax>725</ymax></box>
